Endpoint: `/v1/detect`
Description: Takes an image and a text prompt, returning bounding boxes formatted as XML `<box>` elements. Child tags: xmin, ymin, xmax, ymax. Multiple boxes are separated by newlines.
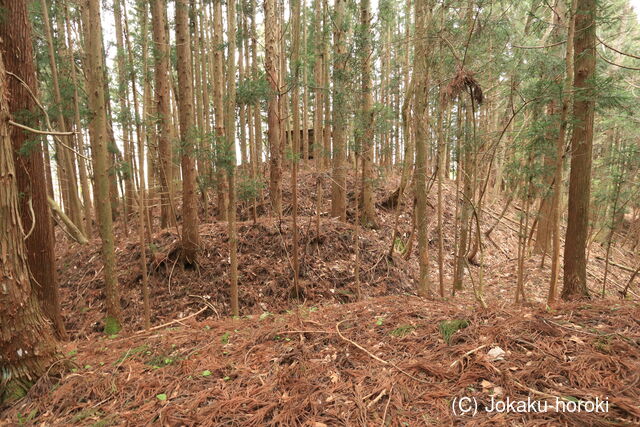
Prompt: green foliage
<box><xmin>115</xmin><ymin>345</ymin><xmax>150</xmax><ymax>364</ymax></box>
<box><xmin>389</xmin><ymin>324</ymin><xmax>416</xmax><ymax>337</ymax></box>
<box><xmin>147</xmin><ymin>354</ymin><xmax>176</xmax><ymax>369</ymax></box>
<box><xmin>17</xmin><ymin>409</ymin><xmax>39</xmax><ymax>425</ymax></box>
<box><xmin>103</xmin><ymin>316</ymin><xmax>121</xmax><ymax>336</ymax></box>
<box><xmin>237</xmin><ymin>176</ymin><xmax>265</xmax><ymax>202</ymax></box>
<box><xmin>18</xmin><ymin>138</ymin><xmax>41</xmax><ymax>157</ymax></box>
<box><xmin>221</xmin><ymin>332</ymin><xmax>231</xmax><ymax>344</ymax></box>
<box><xmin>438</xmin><ymin>319</ymin><xmax>470</xmax><ymax>344</ymax></box>
<box><xmin>236</xmin><ymin>75</ymin><xmax>269</xmax><ymax>106</ymax></box>
<box><xmin>393</xmin><ymin>237</ymin><xmax>406</xmax><ymax>254</ymax></box>
<box><xmin>259</xmin><ymin>312</ymin><xmax>272</xmax><ymax>320</ymax></box>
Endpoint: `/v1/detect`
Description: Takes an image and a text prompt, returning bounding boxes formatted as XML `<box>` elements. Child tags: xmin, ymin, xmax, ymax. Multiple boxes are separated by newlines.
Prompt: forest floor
<box><xmin>2</xmin><ymin>166</ymin><xmax>639</xmax><ymax>425</ymax></box>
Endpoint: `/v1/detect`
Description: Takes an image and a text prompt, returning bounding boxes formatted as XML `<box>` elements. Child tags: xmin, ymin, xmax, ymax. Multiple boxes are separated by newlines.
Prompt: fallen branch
<box><xmin>594</xmin><ymin>256</ymin><xmax>635</xmax><ymax>273</ymax></box>
<box><xmin>133</xmin><ymin>306</ymin><xmax>208</xmax><ymax>335</ymax></box>
<box><xmin>450</xmin><ymin>344</ymin><xmax>489</xmax><ymax>368</ymax></box>
<box><xmin>336</xmin><ymin>320</ymin><xmax>429</xmax><ymax>384</ymax></box>
<box><xmin>48</xmin><ymin>196</ymin><xmax>88</xmax><ymax>244</ymax></box>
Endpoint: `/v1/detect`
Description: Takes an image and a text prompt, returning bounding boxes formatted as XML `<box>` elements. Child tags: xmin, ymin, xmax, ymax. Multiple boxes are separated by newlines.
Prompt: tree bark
<box><xmin>265</xmin><ymin>0</ymin><xmax>282</xmax><ymax>217</ymax></box>
<box><xmin>0</xmin><ymin>0</ymin><xmax>66</xmax><ymax>339</ymax></box>
<box><xmin>150</xmin><ymin>0</ymin><xmax>175</xmax><ymax>229</ymax></box>
<box><xmin>358</xmin><ymin>0</ymin><xmax>378</xmax><ymax>228</ymax></box>
<box><xmin>40</xmin><ymin>0</ymin><xmax>85</xmax><ymax>234</ymax></box>
<box><xmin>175</xmin><ymin>0</ymin><xmax>200</xmax><ymax>265</ymax></box>
<box><xmin>64</xmin><ymin>2</ymin><xmax>94</xmax><ymax>237</ymax></box>
<box><xmin>330</xmin><ymin>0</ymin><xmax>348</xmax><ymax>221</ymax></box>
<box><xmin>413</xmin><ymin>0</ymin><xmax>433</xmax><ymax>297</ymax></box>
<box><xmin>81</xmin><ymin>0</ymin><xmax>123</xmax><ymax>330</ymax></box>
<box><xmin>562</xmin><ymin>0</ymin><xmax>596</xmax><ymax>300</ymax></box>
<box><xmin>0</xmin><ymin>49</ymin><xmax>59</xmax><ymax>401</ymax></box>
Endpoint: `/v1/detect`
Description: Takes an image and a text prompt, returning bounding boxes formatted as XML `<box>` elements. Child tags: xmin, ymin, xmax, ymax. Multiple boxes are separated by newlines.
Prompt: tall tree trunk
<box><xmin>436</xmin><ymin>98</ymin><xmax>446</xmax><ymax>298</ymax></box>
<box><xmin>113</xmin><ymin>0</ymin><xmax>136</xmax><ymax>219</ymax></box>
<box><xmin>81</xmin><ymin>0</ymin><xmax>122</xmax><ymax>330</ymax></box>
<box><xmin>331</xmin><ymin>0</ymin><xmax>348</xmax><ymax>221</ymax></box>
<box><xmin>151</xmin><ymin>0</ymin><xmax>175</xmax><ymax>229</ymax></box>
<box><xmin>413</xmin><ymin>0</ymin><xmax>432</xmax><ymax>297</ymax></box>
<box><xmin>549</xmin><ymin>0</ymin><xmax>575</xmax><ymax>302</ymax></box>
<box><xmin>322</xmin><ymin>0</ymin><xmax>331</xmax><ymax>170</ymax></box>
<box><xmin>213</xmin><ymin>0</ymin><xmax>229</xmax><ymax>221</ymax></box>
<box><xmin>290</xmin><ymin>0</ymin><xmax>302</xmax><ymax>299</ymax></box>
<box><xmin>225</xmin><ymin>0</ymin><xmax>240</xmax><ymax>316</ymax></box>
<box><xmin>175</xmin><ymin>0</ymin><xmax>200</xmax><ymax>265</ymax></box>
<box><xmin>312</xmin><ymin>0</ymin><xmax>323</xmax><ymax>169</ymax></box>
<box><xmin>0</xmin><ymin>0</ymin><xmax>66</xmax><ymax>339</ymax></box>
<box><xmin>265</xmin><ymin>0</ymin><xmax>282</xmax><ymax>216</ymax></box>
<box><xmin>302</xmin><ymin>3</ymin><xmax>309</xmax><ymax>163</ymax></box>
<box><xmin>41</xmin><ymin>0</ymin><xmax>85</xmax><ymax>234</ymax></box>
<box><xmin>358</xmin><ymin>0</ymin><xmax>377</xmax><ymax>228</ymax></box>
<box><xmin>0</xmin><ymin>51</ymin><xmax>59</xmax><ymax>400</ymax></box>
<box><xmin>562</xmin><ymin>0</ymin><xmax>596</xmax><ymax>300</ymax></box>
<box><xmin>454</xmin><ymin>102</ymin><xmax>472</xmax><ymax>291</ymax></box>
<box><xmin>64</xmin><ymin>2</ymin><xmax>93</xmax><ymax>237</ymax></box>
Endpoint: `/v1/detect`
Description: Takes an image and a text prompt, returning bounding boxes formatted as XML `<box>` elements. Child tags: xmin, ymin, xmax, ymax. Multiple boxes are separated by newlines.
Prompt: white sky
<box><xmin>630</xmin><ymin>0</ymin><xmax>640</xmax><ymax>22</ymax></box>
<box><xmin>632</xmin><ymin>0</ymin><xmax>640</xmax><ymax>20</ymax></box>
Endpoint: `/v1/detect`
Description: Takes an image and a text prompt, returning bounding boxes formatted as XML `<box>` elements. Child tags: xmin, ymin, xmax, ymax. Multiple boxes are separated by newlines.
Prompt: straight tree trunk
<box><xmin>224</xmin><ymin>0</ymin><xmax>240</xmax><ymax>316</ymax></box>
<box><xmin>0</xmin><ymin>51</ymin><xmax>59</xmax><ymax>400</ymax></box>
<box><xmin>64</xmin><ymin>2</ymin><xmax>93</xmax><ymax>237</ymax></box>
<box><xmin>302</xmin><ymin>3</ymin><xmax>309</xmax><ymax>163</ymax></box>
<box><xmin>0</xmin><ymin>0</ymin><xmax>66</xmax><ymax>339</ymax></box>
<box><xmin>151</xmin><ymin>0</ymin><xmax>175</xmax><ymax>229</ymax></box>
<box><xmin>454</xmin><ymin>102</ymin><xmax>472</xmax><ymax>291</ymax></box>
<box><xmin>413</xmin><ymin>0</ymin><xmax>432</xmax><ymax>297</ymax></box>
<box><xmin>291</xmin><ymin>0</ymin><xmax>301</xmax><ymax>299</ymax></box>
<box><xmin>40</xmin><ymin>0</ymin><xmax>85</xmax><ymax>234</ymax></box>
<box><xmin>562</xmin><ymin>0</ymin><xmax>596</xmax><ymax>300</ymax></box>
<box><xmin>175</xmin><ymin>0</ymin><xmax>200</xmax><ymax>265</ymax></box>
<box><xmin>81</xmin><ymin>0</ymin><xmax>122</xmax><ymax>330</ymax></box>
<box><xmin>331</xmin><ymin>0</ymin><xmax>348</xmax><ymax>221</ymax></box>
<box><xmin>322</xmin><ymin>0</ymin><xmax>331</xmax><ymax>170</ymax></box>
<box><xmin>114</xmin><ymin>0</ymin><xmax>136</xmax><ymax>218</ymax></box>
<box><xmin>265</xmin><ymin>0</ymin><xmax>282</xmax><ymax>216</ymax></box>
<box><xmin>213</xmin><ymin>0</ymin><xmax>229</xmax><ymax>221</ymax></box>
<box><xmin>549</xmin><ymin>0</ymin><xmax>575</xmax><ymax>302</ymax></box>
<box><xmin>358</xmin><ymin>0</ymin><xmax>378</xmax><ymax>228</ymax></box>
<box><xmin>312</xmin><ymin>0</ymin><xmax>323</xmax><ymax>169</ymax></box>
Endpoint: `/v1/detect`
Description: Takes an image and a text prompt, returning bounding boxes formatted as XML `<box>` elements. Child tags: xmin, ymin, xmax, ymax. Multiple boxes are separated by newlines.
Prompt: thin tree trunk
<box><xmin>331</xmin><ymin>0</ymin><xmax>348</xmax><ymax>221</ymax></box>
<box><xmin>291</xmin><ymin>0</ymin><xmax>302</xmax><ymax>299</ymax></box>
<box><xmin>265</xmin><ymin>0</ymin><xmax>282</xmax><ymax>217</ymax></box>
<box><xmin>313</xmin><ymin>0</ymin><xmax>323</xmax><ymax>169</ymax></box>
<box><xmin>48</xmin><ymin>197</ymin><xmax>88</xmax><ymax>245</ymax></box>
<box><xmin>114</xmin><ymin>0</ymin><xmax>136</xmax><ymax>219</ymax></box>
<box><xmin>41</xmin><ymin>0</ymin><xmax>84</xmax><ymax>234</ymax></box>
<box><xmin>226</xmin><ymin>0</ymin><xmax>240</xmax><ymax>316</ymax></box>
<box><xmin>64</xmin><ymin>2</ymin><xmax>93</xmax><ymax>237</ymax></box>
<box><xmin>212</xmin><ymin>0</ymin><xmax>229</xmax><ymax>221</ymax></box>
<box><xmin>81</xmin><ymin>0</ymin><xmax>123</xmax><ymax>331</ymax></box>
